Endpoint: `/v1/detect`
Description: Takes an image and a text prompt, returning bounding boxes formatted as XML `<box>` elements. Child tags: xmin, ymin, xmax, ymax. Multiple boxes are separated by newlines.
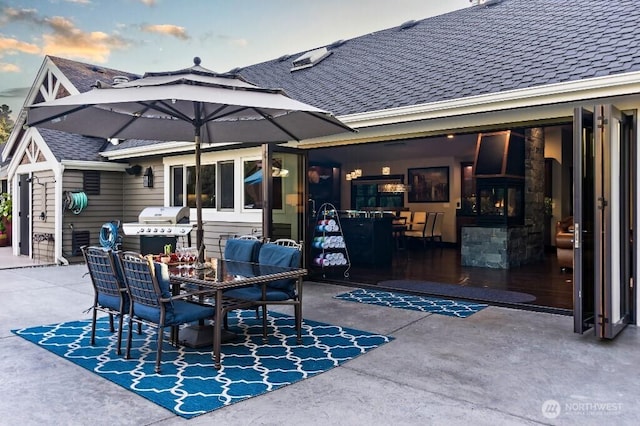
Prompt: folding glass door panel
<box><xmin>574</xmin><ymin>105</ymin><xmax>635</xmax><ymax>339</ymax></box>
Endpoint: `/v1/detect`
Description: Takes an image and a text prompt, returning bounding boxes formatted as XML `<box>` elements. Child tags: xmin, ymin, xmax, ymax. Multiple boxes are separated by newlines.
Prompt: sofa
<box><xmin>555</xmin><ymin>216</ymin><xmax>574</xmax><ymax>270</ymax></box>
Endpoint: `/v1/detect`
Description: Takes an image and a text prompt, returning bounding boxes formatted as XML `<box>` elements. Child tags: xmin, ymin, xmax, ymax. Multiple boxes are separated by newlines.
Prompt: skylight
<box><xmin>290</xmin><ymin>47</ymin><xmax>332</xmax><ymax>72</ymax></box>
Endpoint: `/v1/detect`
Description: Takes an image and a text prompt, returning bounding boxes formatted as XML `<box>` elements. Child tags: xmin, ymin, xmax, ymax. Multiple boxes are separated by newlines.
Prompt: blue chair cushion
<box><xmin>257</xmin><ymin>244</ymin><xmax>301</xmax><ymax>297</ymax></box>
<box><xmin>97</xmin><ymin>293</ymin><xmax>123</xmax><ymax>311</ymax></box>
<box><xmin>225</xmin><ymin>239</ymin><xmax>262</xmax><ymax>262</ymax></box>
<box><xmin>153</xmin><ymin>262</ymin><xmax>173</xmax><ymax>300</ymax></box>
<box><xmin>224</xmin><ymin>286</ymin><xmax>291</xmax><ymax>301</ymax></box>
<box><xmin>134</xmin><ymin>300</ymin><xmax>214</xmax><ymax>325</ymax></box>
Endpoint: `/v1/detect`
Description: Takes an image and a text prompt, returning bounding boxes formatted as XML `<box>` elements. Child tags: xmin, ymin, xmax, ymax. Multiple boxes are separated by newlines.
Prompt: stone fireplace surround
<box><xmin>461</xmin><ymin>128</ymin><xmax>545</xmax><ymax>269</ymax></box>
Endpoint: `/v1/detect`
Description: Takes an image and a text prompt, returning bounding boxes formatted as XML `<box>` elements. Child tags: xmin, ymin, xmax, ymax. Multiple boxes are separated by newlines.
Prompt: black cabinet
<box><xmin>341</xmin><ymin>217</ymin><xmax>392</xmax><ymax>266</ymax></box>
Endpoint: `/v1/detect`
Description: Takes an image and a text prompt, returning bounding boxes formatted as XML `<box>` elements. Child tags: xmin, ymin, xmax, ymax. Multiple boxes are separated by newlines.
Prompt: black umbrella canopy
<box><xmin>27</xmin><ymin>57</ymin><xmax>354</xmax><ymax>259</ymax></box>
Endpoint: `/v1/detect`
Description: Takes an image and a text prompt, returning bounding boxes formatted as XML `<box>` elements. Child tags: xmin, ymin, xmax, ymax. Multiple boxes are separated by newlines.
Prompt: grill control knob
<box><xmin>159</xmin><ymin>228</ymin><xmax>164</xmax><ymax>233</ymax></box>
<box><xmin>139</xmin><ymin>228</ymin><xmax>145</xmax><ymax>233</ymax></box>
<box><xmin>147</xmin><ymin>228</ymin><xmax>151</xmax><ymax>233</ymax></box>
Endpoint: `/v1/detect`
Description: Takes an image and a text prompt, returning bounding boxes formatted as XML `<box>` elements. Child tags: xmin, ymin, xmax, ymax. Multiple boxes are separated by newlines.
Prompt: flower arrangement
<box><xmin>0</xmin><ymin>192</ymin><xmax>11</xmax><ymax>234</ymax></box>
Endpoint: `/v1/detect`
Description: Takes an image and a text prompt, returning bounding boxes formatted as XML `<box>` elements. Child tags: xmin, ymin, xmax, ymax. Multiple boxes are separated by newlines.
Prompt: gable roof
<box><xmin>237</xmin><ymin>0</ymin><xmax>640</xmax><ymax>116</ymax></box>
<box><xmin>35</xmin><ymin>57</ymin><xmax>140</xmax><ymax>162</ymax></box>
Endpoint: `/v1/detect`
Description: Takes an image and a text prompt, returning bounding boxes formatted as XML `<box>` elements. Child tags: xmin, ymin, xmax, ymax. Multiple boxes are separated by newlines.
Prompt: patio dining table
<box><xmin>169</xmin><ymin>259</ymin><xmax>307</xmax><ymax>369</ymax></box>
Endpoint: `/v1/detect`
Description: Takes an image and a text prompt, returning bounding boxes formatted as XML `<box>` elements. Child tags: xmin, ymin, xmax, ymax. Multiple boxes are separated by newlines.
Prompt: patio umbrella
<box><xmin>26</xmin><ymin>57</ymin><xmax>353</xmax><ymax>260</ymax></box>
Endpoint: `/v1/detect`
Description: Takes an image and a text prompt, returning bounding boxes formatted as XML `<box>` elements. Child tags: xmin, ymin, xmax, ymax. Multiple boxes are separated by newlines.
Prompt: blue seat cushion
<box><xmin>225</xmin><ymin>239</ymin><xmax>262</xmax><ymax>262</ymax></box>
<box><xmin>257</xmin><ymin>244</ymin><xmax>301</xmax><ymax>297</ymax></box>
<box><xmin>133</xmin><ymin>300</ymin><xmax>214</xmax><ymax>325</ymax></box>
<box><xmin>97</xmin><ymin>293</ymin><xmax>123</xmax><ymax>311</ymax></box>
<box><xmin>223</xmin><ymin>286</ymin><xmax>291</xmax><ymax>301</ymax></box>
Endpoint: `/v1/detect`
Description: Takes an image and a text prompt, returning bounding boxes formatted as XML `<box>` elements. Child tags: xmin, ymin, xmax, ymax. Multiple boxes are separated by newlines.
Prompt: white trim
<box><xmin>103</xmin><ymin>141</ymin><xmax>242</xmax><ymax>160</ymax></box>
<box><xmin>339</xmin><ymin>71</ymin><xmax>640</xmax><ymax>128</ymax></box>
<box><xmin>8</xmin><ymin>128</ymin><xmax>59</xmax><ymax>179</ymax></box>
<box><xmin>60</xmin><ymin>160</ymin><xmax>128</xmax><ymax>172</ymax></box>
<box><xmin>2</xmin><ymin>57</ymin><xmax>82</xmax><ymax>162</ymax></box>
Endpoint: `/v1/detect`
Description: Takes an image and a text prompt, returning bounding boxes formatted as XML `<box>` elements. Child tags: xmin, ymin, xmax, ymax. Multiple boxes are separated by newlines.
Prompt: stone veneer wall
<box><xmin>525</xmin><ymin>128</ymin><xmax>545</xmax><ymax>263</ymax></box>
<box><xmin>461</xmin><ymin>226</ymin><xmax>529</xmax><ymax>268</ymax></box>
<box><xmin>461</xmin><ymin>127</ymin><xmax>546</xmax><ymax>269</ymax></box>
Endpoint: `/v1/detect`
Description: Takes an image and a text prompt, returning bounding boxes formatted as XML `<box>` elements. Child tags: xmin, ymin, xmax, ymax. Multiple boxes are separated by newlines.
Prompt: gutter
<box><xmin>55</xmin><ymin>162</ymin><xmax>68</xmax><ymax>266</ymax></box>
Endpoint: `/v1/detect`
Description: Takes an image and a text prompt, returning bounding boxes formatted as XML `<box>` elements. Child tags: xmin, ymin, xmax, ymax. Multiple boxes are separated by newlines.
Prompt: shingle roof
<box><xmin>237</xmin><ymin>0</ymin><xmax>640</xmax><ymax>116</ymax></box>
<box><xmin>39</xmin><ymin>128</ymin><xmax>109</xmax><ymax>162</ymax></box>
<box><xmin>49</xmin><ymin>56</ymin><xmax>140</xmax><ymax>94</ymax></box>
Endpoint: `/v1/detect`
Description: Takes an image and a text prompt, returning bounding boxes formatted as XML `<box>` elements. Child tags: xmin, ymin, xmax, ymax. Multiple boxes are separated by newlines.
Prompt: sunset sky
<box><xmin>0</xmin><ymin>0</ymin><xmax>471</xmax><ymax>119</ymax></box>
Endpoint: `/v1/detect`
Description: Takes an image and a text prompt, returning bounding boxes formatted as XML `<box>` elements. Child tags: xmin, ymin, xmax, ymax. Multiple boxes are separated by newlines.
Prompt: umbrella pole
<box><xmin>195</xmin><ymin>130</ymin><xmax>205</xmax><ymax>263</ymax></box>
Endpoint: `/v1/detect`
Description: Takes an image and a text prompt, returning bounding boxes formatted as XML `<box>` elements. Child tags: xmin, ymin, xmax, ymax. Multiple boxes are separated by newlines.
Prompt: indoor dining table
<box><xmin>169</xmin><ymin>259</ymin><xmax>307</xmax><ymax>369</ymax></box>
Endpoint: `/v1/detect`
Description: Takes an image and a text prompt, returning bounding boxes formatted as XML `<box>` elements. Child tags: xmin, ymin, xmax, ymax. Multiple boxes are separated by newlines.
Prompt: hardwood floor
<box><xmin>311</xmin><ymin>245</ymin><xmax>573</xmax><ymax>313</ymax></box>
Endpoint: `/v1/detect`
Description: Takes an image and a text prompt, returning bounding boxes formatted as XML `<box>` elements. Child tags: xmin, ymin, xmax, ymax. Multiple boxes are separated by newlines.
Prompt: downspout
<box><xmin>55</xmin><ymin>163</ymin><xmax>68</xmax><ymax>265</ymax></box>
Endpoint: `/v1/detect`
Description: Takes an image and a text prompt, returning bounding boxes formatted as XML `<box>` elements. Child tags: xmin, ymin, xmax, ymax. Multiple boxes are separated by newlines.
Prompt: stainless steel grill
<box><xmin>122</xmin><ymin>206</ymin><xmax>194</xmax><ymax>236</ymax></box>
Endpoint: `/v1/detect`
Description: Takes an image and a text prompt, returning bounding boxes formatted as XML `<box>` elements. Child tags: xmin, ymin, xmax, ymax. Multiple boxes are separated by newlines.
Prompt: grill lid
<box><xmin>137</xmin><ymin>206</ymin><xmax>190</xmax><ymax>224</ymax></box>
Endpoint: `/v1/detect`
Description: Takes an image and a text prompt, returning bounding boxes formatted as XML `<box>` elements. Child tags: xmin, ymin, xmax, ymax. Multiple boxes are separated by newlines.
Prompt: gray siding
<box><xmin>61</xmin><ymin>170</ymin><xmax>124</xmax><ymax>261</ymax></box>
<box><xmin>32</xmin><ymin>170</ymin><xmax>56</xmax><ymax>262</ymax></box>
<box><xmin>121</xmin><ymin>161</ymin><xmax>164</xmax><ymax>252</ymax></box>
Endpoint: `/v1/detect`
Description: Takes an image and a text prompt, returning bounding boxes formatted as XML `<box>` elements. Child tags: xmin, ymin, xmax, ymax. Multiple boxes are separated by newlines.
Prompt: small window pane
<box><xmin>219</xmin><ymin>161</ymin><xmax>234</xmax><ymax>209</ymax></box>
<box><xmin>187</xmin><ymin>165</ymin><xmax>216</xmax><ymax>208</ymax></box>
<box><xmin>171</xmin><ymin>166</ymin><xmax>183</xmax><ymax>206</ymax></box>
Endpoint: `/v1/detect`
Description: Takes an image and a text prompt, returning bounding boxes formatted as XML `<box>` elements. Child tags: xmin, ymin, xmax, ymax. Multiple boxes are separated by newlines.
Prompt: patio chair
<box><xmin>223</xmin><ymin>241</ymin><xmax>304</xmax><ymax>343</ymax></box>
<box><xmin>117</xmin><ymin>251</ymin><xmax>215</xmax><ymax>373</ymax></box>
<box><xmin>82</xmin><ymin>246</ymin><xmax>133</xmax><ymax>355</ymax></box>
<box><xmin>224</xmin><ymin>236</ymin><xmax>262</xmax><ymax>263</ymax></box>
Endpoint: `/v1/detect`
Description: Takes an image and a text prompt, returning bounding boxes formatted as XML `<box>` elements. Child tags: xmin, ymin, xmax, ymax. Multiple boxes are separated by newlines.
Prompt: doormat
<box><xmin>12</xmin><ymin>310</ymin><xmax>392</xmax><ymax>419</ymax></box>
<box><xmin>335</xmin><ymin>288</ymin><xmax>488</xmax><ymax>318</ymax></box>
<box><xmin>378</xmin><ymin>280</ymin><xmax>537</xmax><ymax>304</ymax></box>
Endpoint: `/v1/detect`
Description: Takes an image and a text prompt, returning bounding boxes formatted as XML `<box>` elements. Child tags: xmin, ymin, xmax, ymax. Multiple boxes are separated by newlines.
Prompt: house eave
<box><xmin>339</xmin><ymin>71</ymin><xmax>640</xmax><ymax>129</ymax></box>
<box><xmin>60</xmin><ymin>160</ymin><xmax>128</xmax><ymax>172</ymax></box>
<box><xmin>101</xmin><ymin>141</ymin><xmax>242</xmax><ymax>160</ymax></box>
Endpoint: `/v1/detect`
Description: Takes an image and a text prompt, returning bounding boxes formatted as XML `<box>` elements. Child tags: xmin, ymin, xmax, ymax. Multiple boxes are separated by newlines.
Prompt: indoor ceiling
<box><xmin>307</xmin><ymin>133</ymin><xmax>479</xmax><ymax>165</ymax></box>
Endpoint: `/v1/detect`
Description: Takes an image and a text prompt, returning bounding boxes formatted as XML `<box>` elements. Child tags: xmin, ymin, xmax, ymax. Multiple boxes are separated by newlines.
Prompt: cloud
<box><xmin>230</xmin><ymin>38</ymin><xmax>248</xmax><ymax>48</ymax></box>
<box><xmin>140</xmin><ymin>24</ymin><xmax>189</xmax><ymax>40</ymax></box>
<box><xmin>139</xmin><ymin>0</ymin><xmax>157</xmax><ymax>6</ymax></box>
<box><xmin>0</xmin><ymin>36</ymin><xmax>40</xmax><ymax>56</ymax></box>
<box><xmin>0</xmin><ymin>86</ymin><xmax>30</xmax><ymax>98</ymax></box>
<box><xmin>0</xmin><ymin>63</ymin><xmax>20</xmax><ymax>72</ymax></box>
<box><xmin>1</xmin><ymin>7</ymin><xmax>129</xmax><ymax>63</ymax></box>
<box><xmin>64</xmin><ymin>0</ymin><xmax>91</xmax><ymax>4</ymax></box>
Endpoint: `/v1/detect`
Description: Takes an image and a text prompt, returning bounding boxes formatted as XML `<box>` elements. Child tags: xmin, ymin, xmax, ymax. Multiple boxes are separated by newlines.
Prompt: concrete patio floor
<box><xmin>0</xmin><ymin>246</ymin><xmax>54</xmax><ymax>269</ymax></box>
<box><xmin>1</xmin><ymin>263</ymin><xmax>639</xmax><ymax>425</ymax></box>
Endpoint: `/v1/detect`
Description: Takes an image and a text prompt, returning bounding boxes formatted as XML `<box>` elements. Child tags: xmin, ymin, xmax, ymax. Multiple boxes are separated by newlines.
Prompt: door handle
<box><xmin>574</xmin><ymin>222</ymin><xmax>580</xmax><ymax>249</ymax></box>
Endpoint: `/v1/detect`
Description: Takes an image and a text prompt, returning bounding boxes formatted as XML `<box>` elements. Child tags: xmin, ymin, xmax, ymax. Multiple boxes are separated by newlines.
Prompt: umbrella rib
<box><xmin>251</xmin><ymin>108</ymin><xmax>300</xmax><ymax>141</ymax></box>
<box><xmin>27</xmin><ymin>104</ymin><xmax>93</xmax><ymax>128</ymax></box>
<box><xmin>306</xmin><ymin>111</ymin><xmax>357</xmax><ymax>133</ymax></box>
<box><xmin>110</xmin><ymin>102</ymin><xmax>155</xmax><ymax>138</ymax></box>
<box><xmin>139</xmin><ymin>100</ymin><xmax>193</xmax><ymax>123</ymax></box>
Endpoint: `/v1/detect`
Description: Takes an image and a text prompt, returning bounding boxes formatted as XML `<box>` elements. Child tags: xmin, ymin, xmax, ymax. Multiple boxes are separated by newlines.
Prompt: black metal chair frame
<box><xmin>82</xmin><ymin>246</ymin><xmax>129</xmax><ymax>355</ymax></box>
<box><xmin>117</xmin><ymin>251</ymin><xmax>213</xmax><ymax>373</ymax></box>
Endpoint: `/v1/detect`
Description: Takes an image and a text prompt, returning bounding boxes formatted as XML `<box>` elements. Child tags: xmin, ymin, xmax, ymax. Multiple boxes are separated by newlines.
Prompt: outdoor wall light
<box><xmin>382</xmin><ymin>166</ymin><xmax>391</xmax><ymax>175</ymax></box>
<box><xmin>143</xmin><ymin>167</ymin><xmax>154</xmax><ymax>188</ymax></box>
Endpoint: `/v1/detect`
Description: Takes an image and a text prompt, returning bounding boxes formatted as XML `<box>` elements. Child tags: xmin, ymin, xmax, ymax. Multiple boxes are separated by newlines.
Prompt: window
<box><xmin>351</xmin><ymin>175</ymin><xmax>404</xmax><ymax>210</ymax></box>
<box><xmin>171</xmin><ymin>162</ymin><xmax>232</xmax><ymax>209</ymax></box>
<box><xmin>243</xmin><ymin>159</ymin><xmax>283</xmax><ymax>210</ymax></box>
<box><xmin>219</xmin><ymin>161</ymin><xmax>234</xmax><ymax>209</ymax></box>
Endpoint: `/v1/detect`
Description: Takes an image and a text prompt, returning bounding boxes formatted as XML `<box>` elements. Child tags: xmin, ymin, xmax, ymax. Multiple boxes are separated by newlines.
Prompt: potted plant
<box><xmin>0</xmin><ymin>192</ymin><xmax>12</xmax><ymax>244</ymax></box>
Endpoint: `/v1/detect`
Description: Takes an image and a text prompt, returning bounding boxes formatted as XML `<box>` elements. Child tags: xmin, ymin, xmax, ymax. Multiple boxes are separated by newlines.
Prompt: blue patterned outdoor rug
<box><xmin>12</xmin><ymin>311</ymin><xmax>392</xmax><ymax>419</ymax></box>
<box><xmin>335</xmin><ymin>288</ymin><xmax>488</xmax><ymax>318</ymax></box>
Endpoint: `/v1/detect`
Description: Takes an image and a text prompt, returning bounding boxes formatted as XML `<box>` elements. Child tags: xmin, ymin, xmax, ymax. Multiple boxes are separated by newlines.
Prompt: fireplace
<box><xmin>473</xmin><ymin>130</ymin><xmax>525</xmax><ymax>226</ymax></box>
<box><xmin>461</xmin><ymin>129</ymin><xmax>530</xmax><ymax>269</ymax></box>
<box><xmin>476</xmin><ymin>178</ymin><xmax>524</xmax><ymax>225</ymax></box>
